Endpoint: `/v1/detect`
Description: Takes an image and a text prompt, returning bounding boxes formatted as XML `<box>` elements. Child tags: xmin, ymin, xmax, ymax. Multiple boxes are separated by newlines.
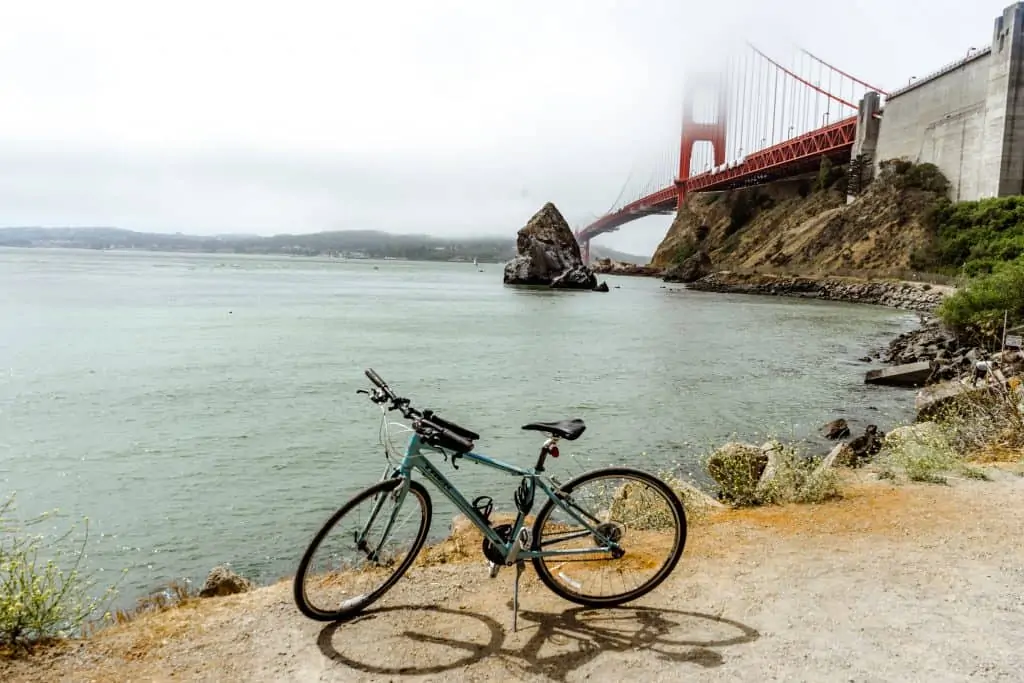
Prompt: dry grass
<box><xmin>875</xmin><ymin>384</ymin><xmax>1024</xmax><ymax>484</ymax></box>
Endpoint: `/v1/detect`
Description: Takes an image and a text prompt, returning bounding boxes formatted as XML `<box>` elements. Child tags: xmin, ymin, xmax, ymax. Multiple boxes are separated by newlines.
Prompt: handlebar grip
<box><xmin>365</xmin><ymin>368</ymin><xmax>387</xmax><ymax>390</ymax></box>
<box><xmin>438</xmin><ymin>428</ymin><xmax>474</xmax><ymax>454</ymax></box>
<box><xmin>419</xmin><ymin>420</ymin><xmax>474</xmax><ymax>454</ymax></box>
<box><xmin>424</xmin><ymin>411</ymin><xmax>481</xmax><ymax>441</ymax></box>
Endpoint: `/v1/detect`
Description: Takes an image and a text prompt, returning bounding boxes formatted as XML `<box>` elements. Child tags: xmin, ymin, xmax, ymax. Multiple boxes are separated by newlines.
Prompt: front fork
<box><xmin>355</xmin><ymin>468</ymin><xmax>410</xmax><ymax>563</ymax></box>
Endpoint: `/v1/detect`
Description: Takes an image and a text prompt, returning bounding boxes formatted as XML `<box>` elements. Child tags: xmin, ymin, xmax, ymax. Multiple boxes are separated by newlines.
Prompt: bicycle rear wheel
<box><xmin>531</xmin><ymin>467</ymin><xmax>686</xmax><ymax>607</ymax></box>
<box><xmin>294</xmin><ymin>477</ymin><xmax>432</xmax><ymax>621</ymax></box>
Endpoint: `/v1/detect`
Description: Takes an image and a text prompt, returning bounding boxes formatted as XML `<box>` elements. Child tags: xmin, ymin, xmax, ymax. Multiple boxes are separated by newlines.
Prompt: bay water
<box><xmin>0</xmin><ymin>247</ymin><xmax>919</xmax><ymax>605</ymax></box>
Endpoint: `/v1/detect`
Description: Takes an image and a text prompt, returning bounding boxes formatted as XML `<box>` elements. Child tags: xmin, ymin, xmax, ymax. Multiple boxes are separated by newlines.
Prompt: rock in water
<box><xmin>503</xmin><ymin>202</ymin><xmax>598</xmax><ymax>289</ymax></box>
<box><xmin>199</xmin><ymin>565</ymin><xmax>254</xmax><ymax>598</ymax></box>
<box><xmin>823</xmin><ymin>418</ymin><xmax>851</xmax><ymax>440</ymax></box>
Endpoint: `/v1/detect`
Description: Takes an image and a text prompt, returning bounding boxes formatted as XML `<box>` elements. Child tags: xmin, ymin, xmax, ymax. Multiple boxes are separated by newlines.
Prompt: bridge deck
<box><xmin>579</xmin><ymin>116</ymin><xmax>857</xmax><ymax>241</ymax></box>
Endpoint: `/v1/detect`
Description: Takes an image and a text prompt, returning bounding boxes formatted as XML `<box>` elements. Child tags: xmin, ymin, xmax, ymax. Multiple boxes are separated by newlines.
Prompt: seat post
<box><xmin>534</xmin><ymin>436</ymin><xmax>559</xmax><ymax>473</ymax></box>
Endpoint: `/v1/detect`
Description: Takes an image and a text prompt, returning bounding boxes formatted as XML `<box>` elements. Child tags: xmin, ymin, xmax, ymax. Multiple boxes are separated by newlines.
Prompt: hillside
<box><xmin>650</xmin><ymin>160</ymin><xmax>950</xmax><ymax>279</ymax></box>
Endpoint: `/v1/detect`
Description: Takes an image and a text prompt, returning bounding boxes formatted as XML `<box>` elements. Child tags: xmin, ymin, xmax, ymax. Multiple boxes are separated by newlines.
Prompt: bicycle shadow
<box><xmin>316</xmin><ymin>603</ymin><xmax>760</xmax><ymax>680</ymax></box>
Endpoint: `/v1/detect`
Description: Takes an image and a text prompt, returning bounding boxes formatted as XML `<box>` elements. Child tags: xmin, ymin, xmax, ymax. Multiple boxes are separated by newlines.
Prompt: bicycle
<box><xmin>293</xmin><ymin>369</ymin><xmax>687</xmax><ymax>630</ymax></box>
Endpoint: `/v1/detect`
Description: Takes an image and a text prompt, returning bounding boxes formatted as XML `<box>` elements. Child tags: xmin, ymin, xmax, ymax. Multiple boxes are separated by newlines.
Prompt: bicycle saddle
<box><xmin>521</xmin><ymin>419</ymin><xmax>586</xmax><ymax>441</ymax></box>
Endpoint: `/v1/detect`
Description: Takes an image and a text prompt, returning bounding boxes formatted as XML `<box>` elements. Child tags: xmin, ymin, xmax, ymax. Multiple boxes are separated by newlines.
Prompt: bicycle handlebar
<box><xmin>359</xmin><ymin>368</ymin><xmax>475</xmax><ymax>454</ymax></box>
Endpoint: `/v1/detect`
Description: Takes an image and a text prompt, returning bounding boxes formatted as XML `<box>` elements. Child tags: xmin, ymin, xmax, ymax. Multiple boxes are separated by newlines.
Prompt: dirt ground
<box><xmin>4</xmin><ymin>468</ymin><xmax>1023</xmax><ymax>682</ymax></box>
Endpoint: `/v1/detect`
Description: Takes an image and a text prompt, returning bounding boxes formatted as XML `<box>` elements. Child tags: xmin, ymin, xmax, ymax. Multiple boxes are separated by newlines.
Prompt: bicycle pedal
<box><xmin>488</xmin><ymin>561</ymin><xmax>500</xmax><ymax>578</ymax></box>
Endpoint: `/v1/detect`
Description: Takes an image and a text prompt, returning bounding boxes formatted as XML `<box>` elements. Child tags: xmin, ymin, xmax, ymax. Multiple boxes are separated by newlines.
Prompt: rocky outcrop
<box><xmin>663</xmin><ymin>250</ymin><xmax>713</xmax><ymax>283</ymax></box>
<box><xmin>650</xmin><ymin>163</ymin><xmax>949</xmax><ymax>278</ymax></box>
<box><xmin>687</xmin><ymin>271</ymin><xmax>947</xmax><ymax>312</ymax></box>
<box><xmin>503</xmin><ymin>203</ymin><xmax>597</xmax><ymax>289</ymax></box>
<box><xmin>706</xmin><ymin>442</ymin><xmax>770</xmax><ymax>505</ymax></box>
<box><xmin>591</xmin><ymin>258</ymin><xmax>659</xmax><ymax>277</ymax></box>
<box><xmin>199</xmin><ymin>565</ymin><xmax>254</xmax><ymax>598</ymax></box>
<box><xmin>823</xmin><ymin>419</ymin><xmax>851</xmax><ymax>440</ymax></box>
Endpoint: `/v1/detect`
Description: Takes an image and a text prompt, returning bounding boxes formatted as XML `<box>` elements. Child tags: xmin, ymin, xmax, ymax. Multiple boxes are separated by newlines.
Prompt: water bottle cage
<box><xmin>472</xmin><ymin>495</ymin><xmax>494</xmax><ymax>524</ymax></box>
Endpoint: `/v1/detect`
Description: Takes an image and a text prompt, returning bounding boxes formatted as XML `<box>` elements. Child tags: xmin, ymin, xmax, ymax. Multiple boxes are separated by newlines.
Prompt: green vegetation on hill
<box><xmin>908</xmin><ymin>190</ymin><xmax>1024</xmax><ymax>340</ymax></box>
<box><xmin>914</xmin><ymin>196</ymin><xmax>1024</xmax><ymax>276</ymax></box>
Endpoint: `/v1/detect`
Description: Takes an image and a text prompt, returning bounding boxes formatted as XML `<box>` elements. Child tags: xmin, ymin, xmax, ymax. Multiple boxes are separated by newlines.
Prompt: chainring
<box><xmin>482</xmin><ymin>523</ymin><xmax>514</xmax><ymax>565</ymax></box>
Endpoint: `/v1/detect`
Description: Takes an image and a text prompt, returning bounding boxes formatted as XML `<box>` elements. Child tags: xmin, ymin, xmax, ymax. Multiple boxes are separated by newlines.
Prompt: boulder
<box><xmin>503</xmin><ymin>202</ymin><xmax>597</xmax><ymax>289</ymax></box>
<box><xmin>820</xmin><ymin>442</ymin><xmax>855</xmax><ymax>469</ymax></box>
<box><xmin>823</xmin><ymin>418</ymin><xmax>851</xmax><ymax>440</ymax></box>
<box><xmin>199</xmin><ymin>565</ymin><xmax>254</xmax><ymax>598</ymax></box>
<box><xmin>707</xmin><ymin>442</ymin><xmax>769</xmax><ymax>505</ymax></box>
<box><xmin>884</xmin><ymin>422</ymin><xmax>945</xmax><ymax>451</ymax></box>
<box><xmin>663</xmin><ymin>250</ymin><xmax>713</xmax><ymax>283</ymax></box>
<box><xmin>846</xmin><ymin>425</ymin><xmax>885</xmax><ymax>467</ymax></box>
<box><xmin>592</xmin><ymin>281</ymin><xmax>610</xmax><ymax>292</ymax></box>
<box><xmin>550</xmin><ymin>267</ymin><xmax>598</xmax><ymax>289</ymax></box>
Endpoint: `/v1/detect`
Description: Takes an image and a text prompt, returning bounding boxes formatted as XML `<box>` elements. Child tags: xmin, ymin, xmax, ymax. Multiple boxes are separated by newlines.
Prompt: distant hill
<box><xmin>0</xmin><ymin>226</ymin><xmax>648</xmax><ymax>264</ymax></box>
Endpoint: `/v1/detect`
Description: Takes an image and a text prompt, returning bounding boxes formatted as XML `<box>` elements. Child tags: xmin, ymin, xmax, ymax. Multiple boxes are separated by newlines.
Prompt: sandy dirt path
<box><xmin>4</xmin><ymin>469</ymin><xmax>1023</xmax><ymax>682</ymax></box>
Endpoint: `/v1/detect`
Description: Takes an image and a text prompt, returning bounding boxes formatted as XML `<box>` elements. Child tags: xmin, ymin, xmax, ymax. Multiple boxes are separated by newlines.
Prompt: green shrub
<box><xmin>0</xmin><ymin>495</ymin><xmax>122</xmax><ymax>651</ymax></box>
<box><xmin>877</xmin><ymin>159</ymin><xmax>950</xmax><ymax>194</ymax></box>
<box><xmin>879</xmin><ymin>424</ymin><xmax>960</xmax><ymax>484</ymax></box>
<box><xmin>936</xmin><ymin>260</ymin><xmax>1024</xmax><ymax>340</ymax></box>
<box><xmin>673</xmin><ymin>238</ymin><xmax>697</xmax><ymax>264</ymax></box>
<box><xmin>925</xmin><ymin>195</ymin><xmax>1024</xmax><ymax>274</ymax></box>
<box><xmin>812</xmin><ymin>157</ymin><xmax>846</xmax><ymax>193</ymax></box>
<box><xmin>726</xmin><ymin>188</ymin><xmax>773</xmax><ymax>236</ymax></box>
<box><xmin>879</xmin><ymin>421</ymin><xmax>997</xmax><ymax>484</ymax></box>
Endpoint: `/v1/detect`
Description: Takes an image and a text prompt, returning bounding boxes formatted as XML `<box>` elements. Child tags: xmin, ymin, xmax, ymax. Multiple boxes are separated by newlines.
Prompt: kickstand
<box><xmin>512</xmin><ymin>560</ymin><xmax>525</xmax><ymax>632</ymax></box>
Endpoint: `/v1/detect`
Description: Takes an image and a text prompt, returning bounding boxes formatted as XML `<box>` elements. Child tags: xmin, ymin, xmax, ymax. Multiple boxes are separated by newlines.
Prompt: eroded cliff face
<box><xmin>650</xmin><ymin>170</ymin><xmax>943</xmax><ymax>279</ymax></box>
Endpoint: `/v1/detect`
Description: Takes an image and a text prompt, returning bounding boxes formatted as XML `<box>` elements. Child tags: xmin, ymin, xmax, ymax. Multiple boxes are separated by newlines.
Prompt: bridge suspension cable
<box><xmin>580</xmin><ymin>42</ymin><xmax>886</xmax><ymax>245</ymax></box>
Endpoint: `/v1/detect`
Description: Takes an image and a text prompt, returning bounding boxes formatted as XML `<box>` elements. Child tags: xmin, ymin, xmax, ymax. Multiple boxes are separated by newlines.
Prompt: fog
<box><xmin>0</xmin><ymin>0</ymin><xmax>1011</xmax><ymax>255</ymax></box>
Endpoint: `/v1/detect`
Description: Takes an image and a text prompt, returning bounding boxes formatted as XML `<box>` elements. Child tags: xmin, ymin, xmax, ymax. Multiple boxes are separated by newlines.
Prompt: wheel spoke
<box><xmin>532</xmin><ymin>468</ymin><xmax>686</xmax><ymax>606</ymax></box>
<box><xmin>294</xmin><ymin>479</ymin><xmax>432</xmax><ymax>621</ymax></box>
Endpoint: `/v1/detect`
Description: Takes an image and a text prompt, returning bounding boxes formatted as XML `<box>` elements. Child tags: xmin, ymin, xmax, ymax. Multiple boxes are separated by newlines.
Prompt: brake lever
<box><xmin>356</xmin><ymin>389</ymin><xmax>369</xmax><ymax>395</ymax></box>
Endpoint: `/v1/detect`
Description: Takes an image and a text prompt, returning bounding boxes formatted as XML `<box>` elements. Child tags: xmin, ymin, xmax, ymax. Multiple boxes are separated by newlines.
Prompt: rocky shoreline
<box><xmin>686</xmin><ymin>271</ymin><xmax>949</xmax><ymax>312</ymax></box>
<box><xmin>590</xmin><ymin>258</ymin><xmax>660</xmax><ymax>277</ymax></box>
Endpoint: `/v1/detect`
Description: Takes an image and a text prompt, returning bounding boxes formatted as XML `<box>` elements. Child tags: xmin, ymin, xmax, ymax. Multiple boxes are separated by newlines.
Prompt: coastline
<box><xmin>684</xmin><ymin>271</ymin><xmax>950</xmax><ymax>312</ymax></box>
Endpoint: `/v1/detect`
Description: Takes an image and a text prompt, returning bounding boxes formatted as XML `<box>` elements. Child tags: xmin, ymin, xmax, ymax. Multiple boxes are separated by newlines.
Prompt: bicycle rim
<box><xmin>294</xmin><ymin>478</ymin><xmax>432</xmax><ymax>621</ymax></box>
<box><xmin>531</xmin><ymin>467</ymin><xmax>686</xmax><ymax>607</ymax></box>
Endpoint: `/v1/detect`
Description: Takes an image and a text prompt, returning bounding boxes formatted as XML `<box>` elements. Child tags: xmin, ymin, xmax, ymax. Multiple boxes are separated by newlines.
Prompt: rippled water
<box><xmin>0</xmin><ymin>247</ymin><xmax>919</xmax><ymax>604</ymax></box>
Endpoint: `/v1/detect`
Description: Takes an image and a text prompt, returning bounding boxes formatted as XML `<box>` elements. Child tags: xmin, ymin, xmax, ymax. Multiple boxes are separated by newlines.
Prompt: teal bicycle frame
<box><xmin>376</xmin><ymin>430</ymin><xmax>623</xmax><ymax>563</ymax></box>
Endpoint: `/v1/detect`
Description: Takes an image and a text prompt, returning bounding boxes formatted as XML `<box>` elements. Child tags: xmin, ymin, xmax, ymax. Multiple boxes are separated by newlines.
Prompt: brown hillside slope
<box><xmin>651</xmin><ymin>168</ymin><xmax>945</xmax><ymax>278</ymax></box>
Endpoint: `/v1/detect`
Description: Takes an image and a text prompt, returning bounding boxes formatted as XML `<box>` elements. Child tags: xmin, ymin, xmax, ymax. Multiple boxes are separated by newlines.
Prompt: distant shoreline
<box><xmin>0</xmin><ymin>227</ymin><xmax>649</xmax><ymax>266</ymax></box>
<box><xmin>0</xmin><ymin>243</ymin><xmax>506</xmax><ymax>265</ymax></box>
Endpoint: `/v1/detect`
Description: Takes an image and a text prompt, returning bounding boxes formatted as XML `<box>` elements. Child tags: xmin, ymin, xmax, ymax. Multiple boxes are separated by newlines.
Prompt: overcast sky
<box><xmin>0</xmin><ymin>0</ymin><xmax>1011</xmax><ymax>255</ymax></box>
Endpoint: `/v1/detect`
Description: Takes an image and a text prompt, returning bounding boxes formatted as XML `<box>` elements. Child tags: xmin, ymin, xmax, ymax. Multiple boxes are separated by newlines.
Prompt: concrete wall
<box><xmin>871</xmin><ymin>2</ymin><xmax>1024</xmax><ymax>201</ymax></box>
<box><xmin>874</xmin><ymin>50</ymin><xmax>992</xmax><ymax>201</ymax></box>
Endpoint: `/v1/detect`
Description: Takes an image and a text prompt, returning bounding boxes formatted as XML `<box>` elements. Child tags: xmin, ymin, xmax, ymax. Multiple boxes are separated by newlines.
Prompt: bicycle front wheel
<box><xmin>531</xmin><ymin>467</ymin><xmax>686</xmax><ymax>607</ymax></box>
<box><xmin>294</xmin><ymin>477</ymin><xmax>432</xmax><ymax>621</ymax></box>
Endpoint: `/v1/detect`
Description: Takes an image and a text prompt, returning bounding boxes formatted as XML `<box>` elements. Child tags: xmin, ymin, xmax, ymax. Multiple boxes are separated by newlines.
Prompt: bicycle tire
<box><xmin>293</xmin><ymin>477</ymin><xmax>432</xmax><ymax>621</ymax></box>
<box><xmin>531</xmin><ymin>466</ymin><xmax>687</xmax><ymax>608</ymax></box>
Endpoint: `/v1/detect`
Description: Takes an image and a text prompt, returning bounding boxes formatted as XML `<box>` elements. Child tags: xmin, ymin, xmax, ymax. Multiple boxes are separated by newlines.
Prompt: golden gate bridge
<box><xmin>575</xmin><ymin>42</ymin><xmax>888</xmax><ymax>263</ymax></box>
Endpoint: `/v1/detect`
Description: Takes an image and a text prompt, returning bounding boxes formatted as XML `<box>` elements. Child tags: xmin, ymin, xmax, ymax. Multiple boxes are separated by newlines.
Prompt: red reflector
<box><xmin>549</xmin><ymin>446</ymin><xmax>560</xmax><ymax>458</ymax></box>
